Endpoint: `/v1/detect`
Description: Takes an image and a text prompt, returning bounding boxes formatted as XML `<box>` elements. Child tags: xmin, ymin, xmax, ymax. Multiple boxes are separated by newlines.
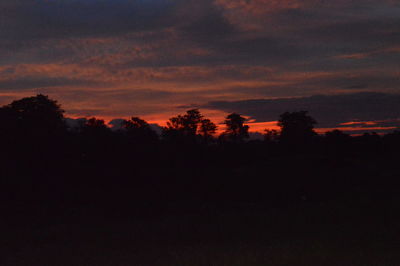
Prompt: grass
<box><xmin>2</xmin><ymin>199</ymin><xmax>400</xmax><ymax>266</ymax></box>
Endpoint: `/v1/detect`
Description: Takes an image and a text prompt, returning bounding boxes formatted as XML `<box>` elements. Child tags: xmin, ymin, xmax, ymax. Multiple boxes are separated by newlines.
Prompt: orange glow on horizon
<box><xmin>65</xmin><ymin>112</ymin><xmax>397</xmax><ymax>135</ymax></box>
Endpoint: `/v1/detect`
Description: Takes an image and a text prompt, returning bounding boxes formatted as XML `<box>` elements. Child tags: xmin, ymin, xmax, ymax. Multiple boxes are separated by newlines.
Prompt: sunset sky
<box><xmin>1</xmin><ymin>0</ymin><xmax>399</xmax><ymax>132</ymax></box>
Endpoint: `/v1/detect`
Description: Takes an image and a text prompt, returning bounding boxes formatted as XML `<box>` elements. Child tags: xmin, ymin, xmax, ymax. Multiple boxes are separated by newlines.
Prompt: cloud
<box><xmin>204</xmin><ymin>92</ymin><xmax>400</xmax><ymax>128</ymax></box>
<box><xmin>2</xmin><ymin>0</ymin><xmax>399</xmax><ymax>70</ymax></box>
<box><xmin>0</xmin><ymin>0</ymin><xmax>177</xmax><ymax>41</ymax></box>
<box><xmin>48</xmin><ymin>88</ymin><xmax>179</xmax><ymax>118</ymax></box>
<box><xmin>0</xmin><ymin>76</ymin><xmax>107</xmax><ymax>91</ymax></box>
<box><xmin>0</xmin><ymin>0</ymin><xmax>399</xmax><ymax>124</ymax></box>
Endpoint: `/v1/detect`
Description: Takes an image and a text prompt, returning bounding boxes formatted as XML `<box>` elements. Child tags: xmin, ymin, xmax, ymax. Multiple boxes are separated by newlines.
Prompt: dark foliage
<box><xmin>278</xmin><ymin>111</ymin><xmax>317</xmax><ymax>147</ymax></box>
<box><xmin>1</xmin><ymin>95</ymin><xmax>400</xmax><ymax>216</ymax></box>
<box><xmin>220</xmin><ymin>113</ymin><xmax>249</xmax><ymax>143</ymax></box>
<box><xmin>162</xmin><ymin>109</ymin><xmax>217</xmax><ymax>145</ymax></box>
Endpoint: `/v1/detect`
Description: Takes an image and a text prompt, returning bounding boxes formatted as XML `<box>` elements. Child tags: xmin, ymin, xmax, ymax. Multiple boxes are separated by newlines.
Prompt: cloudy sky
<box><xmin>1</xmin><ymin>0</ymin><xmax>399</xmax><ymax>132</ymax></box>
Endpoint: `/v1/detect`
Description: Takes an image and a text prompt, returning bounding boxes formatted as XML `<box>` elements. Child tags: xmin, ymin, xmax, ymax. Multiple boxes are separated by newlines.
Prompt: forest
<box><xmin>1</xmin><ymin>94</ymin><xmax>399</xmax><ymax>210</ymax></box>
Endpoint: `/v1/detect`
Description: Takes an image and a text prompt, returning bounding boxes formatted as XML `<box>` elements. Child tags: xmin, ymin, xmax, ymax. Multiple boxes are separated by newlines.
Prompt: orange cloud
<box><xmin>340</xmin><ymin>121</ymin><xmax>377</xmax><ymax>126</ymax></box>
<box><xmin>316</xmin><ymin>126</ymin><xmax>397</xmax><ymax>133</ymax></box>
<box><xmin>335</xmin><ymin>46</ymin><xmax>400</xmax><ymax>60</ymax></box>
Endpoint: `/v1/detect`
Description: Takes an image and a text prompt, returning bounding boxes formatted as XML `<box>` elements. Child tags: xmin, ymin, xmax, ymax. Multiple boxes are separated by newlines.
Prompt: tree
<box><xmin>164</xmin><ymin>109</ymin><xmax>203</xmax><ymax>136</ymax></box>
<box><xmin>325</xmin><ymin>129</ymin><xmax>351</xmax><ymax>142</ymax></box>
<box><xmin>278</xmin><ymin>111</ymin><xmax>317</xmax><ymax>144</ymax></box>
<box><xmin>221</xmin><ymin>113</ymin><xmax>249</xmax><ymax>143</ymax></box>
<box><xmin>123</xmin><ymin>117</ymin><xmax>149</xmax><ymax>130</ymax></box>
<box><xmin>122</xmin><ymin>117</ymin><xmax>158</xmax><ymax>142</ymax></box>
<box><xmin>80</xmin><ymin>117</ymin><xmax>111</xmax><ymax>137</ymax></box>
<box><xmin>1</xmin><ymin>94</ymin><xmax>66</xmax><ymax>137</ymax></box>
<box><xmin>324</xmin><ymin>129</ymin><xmax>352</xmax><ymax>155</ymax></box>
<box><xmin>85</xmin><ymin>117</ymin><xmax>108</xmax><ymax>128</ymax></box>
<box><xmin>264</xmin><ymin>129</ymin><xmax>279</xmax><ymax>142</ymax></box>
<box><xmin>198</xmin><ymin>118</ymin><xmax>217</xmax><ymax>143</ymax></box>
<box><xmin>0</xmin><ymin>95</ymin><xmax>67</xmax><ymax>177</ymax></box>
<box><xmin>183</xmin><ymin>109</ymin><xmax>203</xmax><ymax>136</ymax></box>
<box><xmin>163</xmin><ymin>109</ymin><xmax>216</xmax><ymax>143</ymax></box>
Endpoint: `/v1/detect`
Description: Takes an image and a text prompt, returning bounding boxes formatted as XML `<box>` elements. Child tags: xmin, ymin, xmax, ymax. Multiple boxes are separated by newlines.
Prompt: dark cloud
<box><xmin>49</xmin><ymin>88</ymin><xmax>179</xmax><ymax>118</ymax></box>
<box><xmin>176</xmin><ymin>104</ymin><xmax>200</xmax><ymax>109</ymax></box>
<box><xmin>0</xmin><ymin>0</ymin><xmax>181</xmax><ymax>64</ymax></box>
<box><xmin>43</xmin><ymin>88</ymin><xmax>174</xmax><ymax>103</ymax></box>
<box><xmin>0</xmin><ymin>0</ymin><xmax>177</xmax><ymax>41</ymax></box>
<box><xmin>204</xmin><ymin>92</ymin><xmax>400</xmax><ymax>127</ymax></box>
<box><xmin>2</xmin><ymin>0</ymin><xmax>399</xmax><ymax>69</ymax></box>
<box><xmin>0</xmin><ymin>77</ymin><xmax>108</xmax><ymax>91</ymax></box>
<box><xmin>67</xmin><ymin>108</ymin><xmax>104</xmax><ymax>117</ymax></box>
<box><xmin>347</xmin><ymin>84</ymin><xmax>369</xmax><ymax>90</ymax></box>
<box><xmin>307</xmin><ymin>18</ymin><xmax>400</xmax><ymax>47</ymax></box>
<box><xmin>178</xmin><ymin>0</ymin><xmax>236</xmax><ymax>43</ymax></box>
<box><xmin>105</xmin><ymin>89</ymin><xmax>173</xmax><ymax>102</ymax></box>
<box><xmin>301</xmin><ymin>72</ymin><xmax>400</xmax><ymax>91</ymax></box>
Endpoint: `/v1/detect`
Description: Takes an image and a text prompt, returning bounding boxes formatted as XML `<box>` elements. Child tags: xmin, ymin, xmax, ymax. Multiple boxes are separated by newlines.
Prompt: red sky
<box><xmin>0</xmin><ymin>0</ymin><xmax>399</xmax><ymax>133</ymax></box>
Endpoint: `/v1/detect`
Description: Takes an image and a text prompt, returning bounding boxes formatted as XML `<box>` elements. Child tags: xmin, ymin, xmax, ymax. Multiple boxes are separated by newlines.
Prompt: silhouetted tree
<box><xmin>357</xmin><ymin>132</ymin><xmax>382</xmax><ymax>154</ymax></box>
<box><xmin>264</xmin><ymin>129</ymin><xmax>279</xmax><ymax>142</ymax></box>
<box><xmin>0</xmin><ymin>94</ymin><xmax>66</xmax><ymax>138</ymax></box>
<box><xmin>221</xmin><ymin>113</ymin><xmax>249</xmax><ymax>143</ymax></box>
<box><xmin>183</xmin><ymin>109</ymin><xmax>203</xmax><ymax>135</ymax></box>
<box><xmin>164</xmin><ymin>109</ymin><xmax>203</xmax><ymax>136</ymax></box>
<box><xmin>0</xmin><ymin>106</ymin><xmax>19</xmax><ymax>139</ymax></box>
<box><xmin>278</xmin><ymin>111</ymin><xmax>317</xmax><ymax>145</ymax></box>
<box><xmin>80</xmin><ymin>117</ymin><xmax>111</xmax><ymax>137</ymax></box>
<box><xmin>383</xmin><ymin>130</ymin><xmax>400</xmax><ymax>152</ymax></box>
<box><xmin>162</xmin><ymin>109</ymin><xmax>217</xmax><ymax>144</ymax></box>
<box><xmin>86</xmin><ymin>117</ymin><xmax>107</xmax><ymax>128</ymax></box>
<box><xmin>122</xmin><ymin>117</ymin><xmax>158</xmax><ymax>142</ymax></box>
<box><xmin>75</xmin><ymin>117</ymin><xmax>115</xmax><ymax>170</ymax></box>
<box><xmin>325</xmin><ymin>129</ymin><xmax>351</xmax><ymax>142</ymax></box>
<box><xmin>198</xmin><ymin>118</ymin><xmax>217</xmax><ymax>143</ymax></box>
<box><xmin>323</xmin><ymin>129</ymin><xmax>352</xmax><ymax>158</ymax></box>
<box><xmin>0</xmin><ymin>95</ymin><xmax>69</xmax><ymax>199</ymax></box>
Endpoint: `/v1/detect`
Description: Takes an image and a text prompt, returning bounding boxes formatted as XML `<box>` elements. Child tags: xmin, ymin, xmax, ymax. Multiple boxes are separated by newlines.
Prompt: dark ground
<box><xmin>2</xmin><ymin>196</ymin><xmax>400</xmax><ymax>266</ymax></box>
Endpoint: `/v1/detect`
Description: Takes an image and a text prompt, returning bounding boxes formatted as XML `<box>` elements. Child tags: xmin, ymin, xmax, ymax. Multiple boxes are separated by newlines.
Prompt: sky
<box><xmin>0</xmin><ymin>0</ymin><xmax>399</xmax><ymax>133</ymax></box>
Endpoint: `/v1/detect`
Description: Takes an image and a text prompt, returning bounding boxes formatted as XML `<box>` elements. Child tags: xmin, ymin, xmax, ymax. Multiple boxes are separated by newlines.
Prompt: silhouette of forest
<box><xmin>3</xmin><ymin>94</ymin><xmax>400</xmax><ymax>265</ymax></box>
<box><xmin>1</xmin><ymin>94</ymin><xmax>400</xmax><ymax>211</ymax></box>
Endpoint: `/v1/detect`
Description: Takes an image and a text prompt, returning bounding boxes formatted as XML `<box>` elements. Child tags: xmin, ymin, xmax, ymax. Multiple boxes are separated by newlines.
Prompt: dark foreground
<box><xmin>2</xmin><ymin>197</ymin><xmax>400</xmax><ymax>266</ymax></box>
<box><xmin>2</xmin><ymin>95</ymin><xmax>400</xmax><ymax>265</ymax></box>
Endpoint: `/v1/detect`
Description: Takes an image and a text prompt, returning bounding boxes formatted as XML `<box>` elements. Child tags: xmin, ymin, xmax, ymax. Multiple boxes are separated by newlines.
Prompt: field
<box><xmin>2</xmin><ymin>197</ymin><xmax>400</xmax><ymax>266</ymax></box>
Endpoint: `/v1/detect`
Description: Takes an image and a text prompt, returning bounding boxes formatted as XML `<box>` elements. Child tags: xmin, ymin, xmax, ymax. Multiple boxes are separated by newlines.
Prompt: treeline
<box><xmin>1</xmin><ymin>94</ymin><xmax>400</xmax><ymax>211</ymax></box>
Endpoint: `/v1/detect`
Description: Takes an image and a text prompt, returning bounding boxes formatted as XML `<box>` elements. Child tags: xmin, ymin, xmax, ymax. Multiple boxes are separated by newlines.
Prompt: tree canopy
<box><xmin>163</xmin><ymin>109</ymin><xmax>217</xmax><ymax>143</ymax></box>
<box><xmin>221</xmin><ymin>113</ymin><xmax>249</xmax><ymax>143</ymax></box>
<box><xmin>278</xmin><ymin>111</ymin><xmax>317</xmax><ymax>144</ymax></box>
<box><xmin>0</xmin><ymin>94</ymin><xmax>66</xmax><ymax>138</ymax></box>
